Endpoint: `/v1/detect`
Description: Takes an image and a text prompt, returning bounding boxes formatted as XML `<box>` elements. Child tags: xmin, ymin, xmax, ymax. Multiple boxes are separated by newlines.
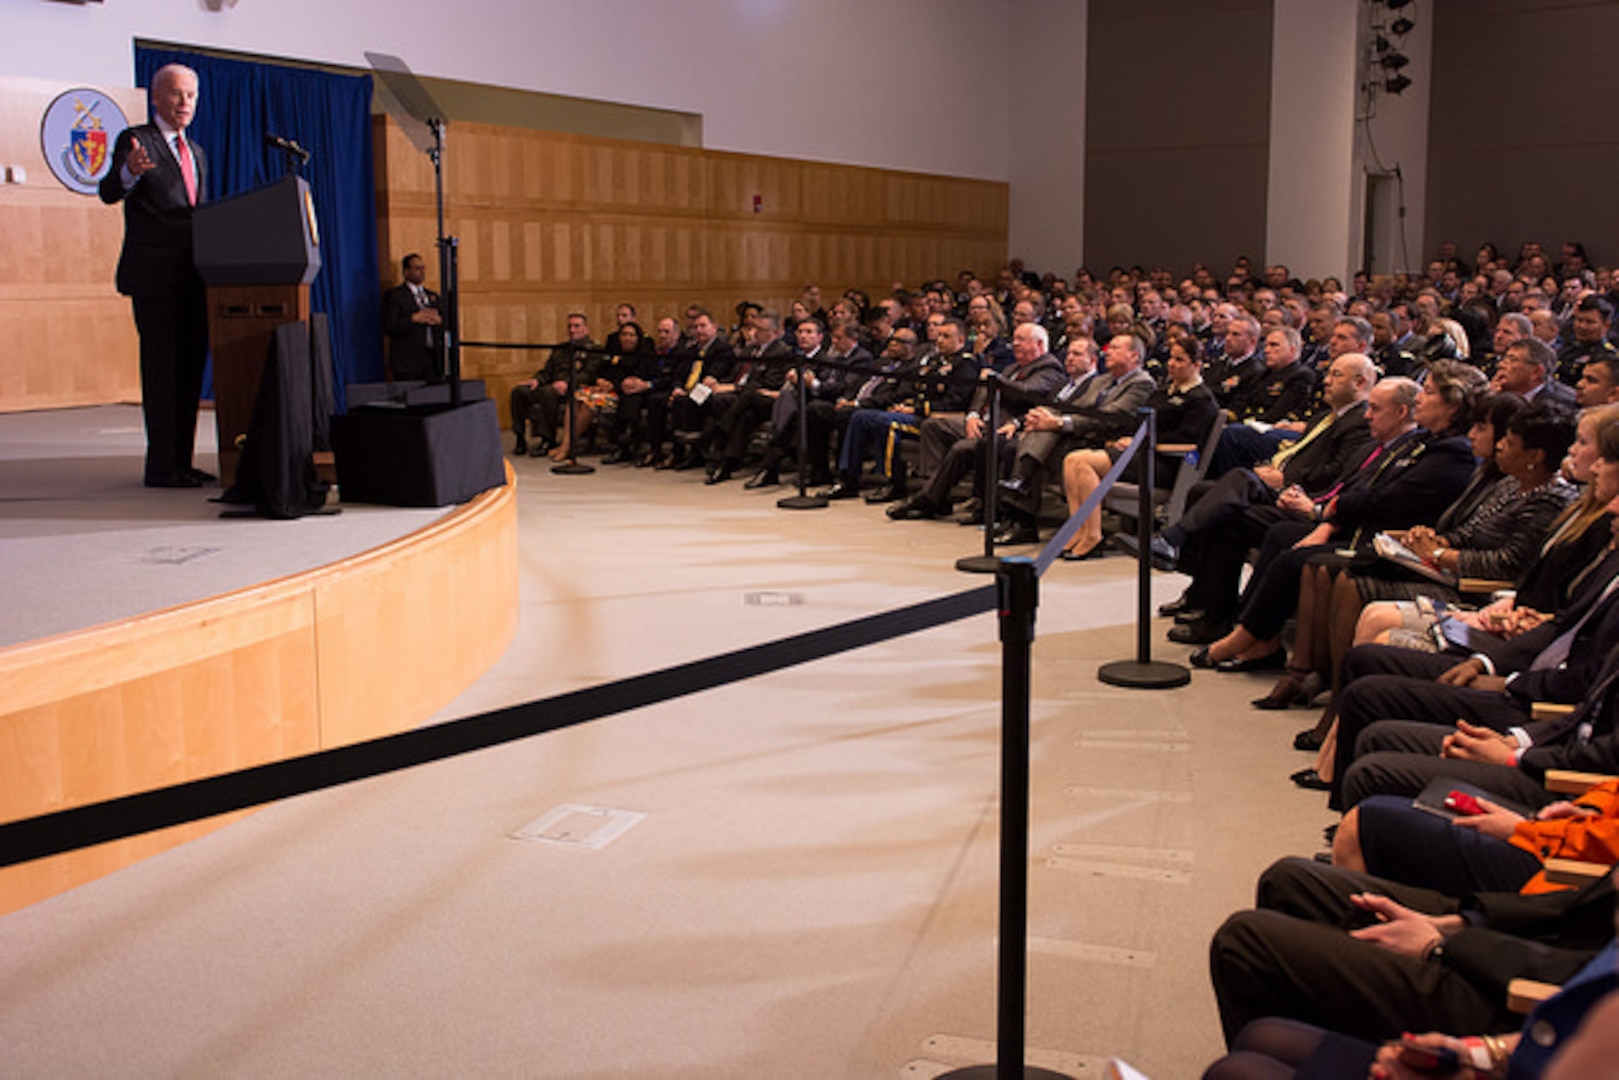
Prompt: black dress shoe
<box><xmin>956</xmin><ymin>506</ymin><xmax>986</xmax><ymax>526</ymax></box>
<box><xmin>1293</xmin><ymin>728</ymin><xmax>1325</xmax><ymax>752</ymax></box>
<box><xmin>745</xmin><ymin>470</ymin><xmax>780</xmax><ymax>490</ymax></box>
<box><xmin>991</xmin><ymin>518</ymin><xmax>1040</xmax><ymax>545</ymax></box>
<box><xmin>864</xmin><ymin>482</ymin><xmax>904</xmax><ymax>504</ymax></box>
<box><xmin>528</xmin><ymin>442</ymin><xmax>549</xmax><ymax>458</ymax></box>
<box><xmin>145</xmin><ymin>472</ymin><xmax>203</xmax><ymax>488</ymax></box>
<box><xmin>705</xmin><ymin>465</ymin><xmax>733</xmax><ymax>485</ymax></box>
<box><xmin>1167</xmin><ymin>618</ymin><xmax>1230</xmax><ymax>645</ymax></box>
<box><xmin>819</xmin><ymin>480</ymin><xmax>860</xmax><ymax>500</ymax></box>
<box><xmin>602</xmin><ymin>448</ymin><xmax>631</xmax><ymax>465</ymax></box>
<box><xmin>1290</xmin><ymin>767</ymin><xmax>1331</xmax><ymax>791</ymax></box>
<box><xmin>1057</xmin><ymin>544</ymin><xmax>1105</xmax><ymax>561</ymax></box>
<box><xmin>1188</xmin><ymin>646</ymin><xmax>1215</xmax><ymax>669</ymax></box>
<box><xmin>1173</xmin><ymin>608</ymin><xmax>1208</xmax><ymax>625</ymax></box>
<box><xmin>1158</xmin><ymin>594</ymin><xmax>1191</xmax><ymax>618</ymax></box>
<box><xmin>887</xmin><ymin>495</ymin><xmax>938</xmax><ymax>520</ymax></box>
<box><xmin>187</xmin><ymin>467</ymin><xmax>217</xmax><ymax>483</ymax></box>
<box><xmin>998</xmin><ymin>476</ymin><xmax>1030</xmax><ymax>497</ymax></box>
<box><xmin>1214</xmin><ymin>650</ymin><xmax>1287</xmax><ymax>674</ymax></box>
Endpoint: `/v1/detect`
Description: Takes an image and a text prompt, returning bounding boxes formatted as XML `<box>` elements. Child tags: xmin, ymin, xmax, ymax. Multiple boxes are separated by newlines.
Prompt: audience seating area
<box><xmin>509</xmin><ymin>245</ymin><xmax>1619</xmax><ymax>1078</ymax></box>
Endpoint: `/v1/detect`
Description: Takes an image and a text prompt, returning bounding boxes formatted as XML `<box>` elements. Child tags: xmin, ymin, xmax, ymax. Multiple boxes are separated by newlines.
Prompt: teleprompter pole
<box><xmin>939</xmin><ymin>558</ymin><xmax>1072</xmax><ymax>1080</ymax></box>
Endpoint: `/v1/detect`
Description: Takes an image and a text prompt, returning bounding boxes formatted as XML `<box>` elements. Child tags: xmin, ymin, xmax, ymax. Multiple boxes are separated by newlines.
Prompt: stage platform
<box><xmin>1</xmin><ymin>409</ymin><xmax>1335</xmax><ymax>1079</ymax></box>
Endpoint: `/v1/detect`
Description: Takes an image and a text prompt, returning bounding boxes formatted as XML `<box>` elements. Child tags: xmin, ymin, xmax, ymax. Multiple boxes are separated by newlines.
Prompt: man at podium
<box><xmin>98</xmin><ymin>62</ymin><xmax>213</xmax><ymax>488</ymax></box>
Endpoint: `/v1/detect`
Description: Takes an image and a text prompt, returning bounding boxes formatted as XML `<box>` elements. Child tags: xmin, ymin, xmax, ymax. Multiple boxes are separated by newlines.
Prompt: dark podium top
<box><xmin>194</xmin><ymin>174</ymin><xmax>322</xmax><ymax>286</ymax></box>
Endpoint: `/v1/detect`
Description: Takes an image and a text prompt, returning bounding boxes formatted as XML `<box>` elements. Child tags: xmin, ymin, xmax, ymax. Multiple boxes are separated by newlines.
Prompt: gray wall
<box><xmin>1425</xmin><ymin>0</ymin><xmax>1619</xmax><ymax>268</ymax></box>
<box><xmin>1083</xmin><ymin>0</ymin><xmax>1273</xmax><ymax>277</ymax></box>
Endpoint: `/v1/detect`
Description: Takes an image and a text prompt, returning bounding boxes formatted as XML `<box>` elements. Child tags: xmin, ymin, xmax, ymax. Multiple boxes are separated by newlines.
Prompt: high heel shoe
<box><xmin>1252</xmin><ymin>668</ymin><xmax>1313</xmax><ymax>710</ymax></box>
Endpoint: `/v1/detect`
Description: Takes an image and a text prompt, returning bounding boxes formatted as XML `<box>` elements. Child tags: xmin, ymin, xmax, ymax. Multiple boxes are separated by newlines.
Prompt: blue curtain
<box><xmin>135</xmin><ymin>47</ymin><xmax>384</xmax><ymax>402</ymax></box>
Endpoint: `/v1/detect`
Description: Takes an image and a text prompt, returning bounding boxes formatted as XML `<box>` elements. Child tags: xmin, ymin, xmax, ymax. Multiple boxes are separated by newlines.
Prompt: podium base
<box><xmin>1097</xmin><ymin>659</ymin><xmax>1192</xmax><ymax>689</ymax></box>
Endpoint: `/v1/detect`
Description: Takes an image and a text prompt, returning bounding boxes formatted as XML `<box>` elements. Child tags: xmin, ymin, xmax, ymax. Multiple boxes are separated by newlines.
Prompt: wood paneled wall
<box><xmin>0</xmin><ymin>465</ymin><xmax>519</xmax><ymax>914</ymax></box>
<box><xmin>375</xmin><ymin>119</ymin><xmax>1008</xmax><ymax>422</ymax></box>
<box><xmin>0</xmin><ymin>78</ymin><xmax>145</xmax><ymax>413</ymax></box>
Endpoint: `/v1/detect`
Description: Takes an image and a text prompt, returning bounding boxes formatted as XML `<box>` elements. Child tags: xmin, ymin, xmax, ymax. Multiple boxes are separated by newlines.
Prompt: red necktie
<box><xmin>175</xmin><ymin>134</ymin><xmax>198</xmax><ymax>205</ymax></box>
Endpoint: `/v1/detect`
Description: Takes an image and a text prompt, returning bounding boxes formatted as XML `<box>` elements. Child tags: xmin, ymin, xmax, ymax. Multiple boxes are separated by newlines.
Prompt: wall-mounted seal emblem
<box><xmin>41</xmin><ymin>88</ymin><xmax>131</xmax><ymax>195</ymax></box>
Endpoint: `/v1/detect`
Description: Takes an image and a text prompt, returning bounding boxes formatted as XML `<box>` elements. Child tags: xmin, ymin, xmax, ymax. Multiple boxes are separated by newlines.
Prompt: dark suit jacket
<box><xmin>382</xmin><ymin>282</ymin><xmax>443</xmax><ymax>381</ymax></box>
<box><xmin>98</xmin><ymin>123</ymin><xmax>206</xmax><ymax>300</ymax></box>
<box><xmin>1332</xmin><ymin>430</ymin><xmax>1478</xmax><ymax>545</ymax></box>
<box><xmin>1493</xmin><ymin>548</ymin><xmax>1619</xmax><ymax>707</ymax></box>
<box><xmin>1283</xmin><ymin>401</ymin><xmax>1373</xmax><ymax>494</ymax></box>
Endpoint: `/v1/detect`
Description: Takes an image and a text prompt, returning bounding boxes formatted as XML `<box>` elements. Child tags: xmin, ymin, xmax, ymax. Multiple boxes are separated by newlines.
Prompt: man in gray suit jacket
<box><xmin>99</xmin><ymin>62</ymin><xmax>211</xmax><ymax>488</ymax></box>
<box><xmin>996</xmin><ymin>331</ymin><xmax>1157</xmax><ymax>525</ymax></box>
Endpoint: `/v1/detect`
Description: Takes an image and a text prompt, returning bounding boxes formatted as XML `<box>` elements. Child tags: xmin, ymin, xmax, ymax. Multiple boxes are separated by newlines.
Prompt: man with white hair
<box><xmin>889</xmin><ymin>322</ymin><xmax>1065</xmax><ymax>521</ymax></box>
<box><xmin>99</xmin><ymin>62</ymin><xmax>212</xmax><ymax>488</ymax></box>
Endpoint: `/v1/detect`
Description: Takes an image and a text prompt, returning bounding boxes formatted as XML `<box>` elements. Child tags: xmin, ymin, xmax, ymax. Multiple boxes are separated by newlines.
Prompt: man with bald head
<box><xmin>1130</xmin><ymin>354</ymin><xmax>1378</xmax><ymax>644</ymax></box>
<box><xmin>99</xmin><ymin>62</ymin><xmax>212</xmax><ymax>488</ymax></box>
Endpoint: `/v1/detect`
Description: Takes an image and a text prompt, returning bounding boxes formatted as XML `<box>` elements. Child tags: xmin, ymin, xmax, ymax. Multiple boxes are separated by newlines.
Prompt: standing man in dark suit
<box><xmin>99</xmin><ymin>62</ymin><xmax>211</xmax><ymax>488</ymax></box>
<box><xmin>381</xmin><ymin>253</ymin><xmax>443</xmax><ymax>382</ymax></box>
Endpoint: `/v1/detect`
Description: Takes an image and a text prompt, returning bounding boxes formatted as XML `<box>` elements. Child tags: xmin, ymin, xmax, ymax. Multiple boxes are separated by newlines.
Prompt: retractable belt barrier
<box><xmin>0</xmin><ymin>415</ymin><xmax>1151</xmax><ymax>871</ymax></box>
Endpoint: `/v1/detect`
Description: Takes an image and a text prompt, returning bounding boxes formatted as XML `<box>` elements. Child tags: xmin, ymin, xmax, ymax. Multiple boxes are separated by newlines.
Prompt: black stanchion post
<box><xmin>551</xmin><ymin>340</ymin><xmax>595</xmax><ymax>476</ymax></box>
<box><xmin>1098</xmin><ymin>407</ymin><xmax>1190</xmax><ymax>689</ymax></box>
<box><xmin>940</xmin><ymin>558</ymin><xmax>1072</xmax><ymax>1080</ymax></box>
<box><xmin>778</xmin><ymin>354</ymin><xmax>827</xmax><ymax>510</ymax></box>
<box><xmin>958</xmin><ymin>381</ymin><xmax>1003</xmax><ymax>573</ymax></box>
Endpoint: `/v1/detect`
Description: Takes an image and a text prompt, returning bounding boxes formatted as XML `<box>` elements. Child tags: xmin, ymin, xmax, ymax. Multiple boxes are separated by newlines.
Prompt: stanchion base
<box><xmin>1097</xmin><ymin>659</ymin><xmax>1191</xmax><ymax>689</ymax></box>
<box><xmin>956</xmin><ymin>554</ymin><xmax>1001</xmax><ymax>573</ymax></box>
<box><xmin>937</xmin><ymin>1066</ymin><xmax>1075</xmax><ymax>1079</ymax></box>
<box><xmin>551</xmin><ymin>462</ymin><xmax>595</xmax><ymax>475</ymax></box>
<box><xmin>777</xmin><ymin>494</ymin><xmax>828</xmax><ymax>510</ymax></box>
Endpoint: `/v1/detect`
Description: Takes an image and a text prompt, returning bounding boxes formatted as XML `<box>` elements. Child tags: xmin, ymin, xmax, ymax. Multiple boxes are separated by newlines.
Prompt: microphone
<box><xmin>264</xmin><ymin>132</ymin><xmax>311</xmax><ymax>163</ymax></box>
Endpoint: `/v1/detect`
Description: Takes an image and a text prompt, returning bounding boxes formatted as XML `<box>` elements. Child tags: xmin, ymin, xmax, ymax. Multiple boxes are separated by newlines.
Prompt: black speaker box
<box><xmin>330</xmin><ymin>398</ymin><xmax>505</xmax><ymax>507</ymax></box>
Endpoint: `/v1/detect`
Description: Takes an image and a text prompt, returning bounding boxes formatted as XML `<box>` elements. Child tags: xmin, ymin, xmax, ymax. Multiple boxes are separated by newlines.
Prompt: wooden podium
<box><xmin>193</xmin><ymin>175</ymin><xmax>322</xmax><ymax>487</ymax></box>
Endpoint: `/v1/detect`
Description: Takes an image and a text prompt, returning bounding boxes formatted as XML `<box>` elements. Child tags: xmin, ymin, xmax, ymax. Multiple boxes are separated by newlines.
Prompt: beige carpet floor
<box><xmin>0</xmin><ymin>432</ymin><xmax>1336</xmax><ymax>1079</ymax></box>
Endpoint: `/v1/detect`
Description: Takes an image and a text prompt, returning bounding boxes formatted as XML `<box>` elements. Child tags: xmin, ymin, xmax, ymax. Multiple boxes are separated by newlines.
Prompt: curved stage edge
<box><xmin>0</xmin><ymin>463</ymin><xmax>520</xmax><ymax>915</ymax></box>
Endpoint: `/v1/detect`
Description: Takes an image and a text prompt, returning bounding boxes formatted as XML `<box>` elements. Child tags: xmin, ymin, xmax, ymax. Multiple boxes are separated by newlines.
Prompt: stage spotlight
<box><xmin>1383</xmin><ymin>74</ymin><xmax>1412</xmax><ymax>95</ymax></box>
<box><xmin>1379</xmin><ymin>52</ymin><xmax>1410</xmax><ymax>71</ymax></box>
<box><xmin>1373</xmin><ymin>34</ymin><xmax>1392</xmax><ymax>53</ymax></box>
<box><xmin>1391</xmin><ymin>17</ymin><xmax>1415</xmax><ymax>35</ymax></box>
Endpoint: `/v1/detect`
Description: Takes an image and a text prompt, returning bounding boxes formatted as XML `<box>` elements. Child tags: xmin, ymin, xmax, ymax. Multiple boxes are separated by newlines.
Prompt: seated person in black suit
<box><xmin>1139</xmin><ymin>353</ymin><xmax>1376</xmax><ymax>644</ymax></box>
<box><xmin>1207</xmin><ymin>854</ymin><xmax>1613</xmax><ymax>1048</ymax></box>
<box><xmin>658</xmin><ymin>308</ymin><xmax>737</xmax><ymax>470</ymax></box>
<box><xmin>510</xmin><ymin>312</ymin><xmax>595</xmax><ymax>457</ymax></box>
<box><xmin>1493</xmin><ymin>336</ymin><xmax>1578</xmax><ymax>407</ymax></box>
